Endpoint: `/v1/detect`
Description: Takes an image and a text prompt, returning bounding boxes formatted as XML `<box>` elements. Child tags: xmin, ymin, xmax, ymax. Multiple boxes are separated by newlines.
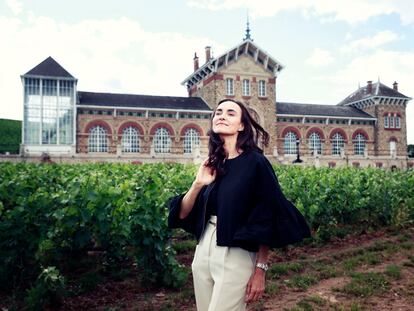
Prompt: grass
<box><xmin>265</xmin><ymin>281</ymin><xmax>280</xmax><ymax>295</ymax></box>
<box><xmin>285</xmin><ymin>295</ymin><xmax>327</xmax><ymax>311</ymax></box>
<box><xmin>268</xmin><ymin>262</ymin><xmax>304</xmax><ymax>279</ymax></box>
<box><xmin>285</xmin><ymin>274</ymin><xmax>319</xmax><ymax>290</ymax></box>
<box><xmin>337</xmin><ymin>272</ymin><xmax>389</xmax><ymax>297</ymax></box>
<box><xmin>384</xmin><ymin>264</ymin><xmax>402</xmax><ymax>279</ymax></box>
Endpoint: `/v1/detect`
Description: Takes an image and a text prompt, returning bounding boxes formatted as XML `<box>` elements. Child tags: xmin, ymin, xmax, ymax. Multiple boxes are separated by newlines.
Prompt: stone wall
<box><xmin>191</xmin><ymin>55</ymin><xmax>277</xmax><ymax>155</ymax></box>
<box><xmin>363</xmin><ymin>102</ymin><xmax>407</xmax><ymax>157</ymax></box>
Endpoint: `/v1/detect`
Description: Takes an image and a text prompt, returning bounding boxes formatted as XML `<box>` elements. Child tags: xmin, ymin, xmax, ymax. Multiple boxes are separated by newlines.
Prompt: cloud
<box><xmin>0</xmin><ymin>13</ymin><xmax>223</xmax><ymax>120</ymax></box>
<box><xmin>186</xmin><ymin>0</ymin><xmax>414</xmax><ymax>25</ymax></box>
<box><xmin>305</xmin><ymin>48</ymin><xmax>334</xmax><ymax>66</ymax></box>
<box><xmin>341</xmin><ymin>30</ymin><xmax>400</xmax><ymax>53</ymax></box>
<box><xmin>5</xmin><ymin>0</ymin><xmax>22</xmax><ymax>15</ymax></box>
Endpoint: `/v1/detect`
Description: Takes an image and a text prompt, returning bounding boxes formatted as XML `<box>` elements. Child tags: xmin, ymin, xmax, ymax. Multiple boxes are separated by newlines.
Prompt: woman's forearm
<box><xmin>179</xmin><ymin>181</ymin><xmax>204</xmax><ymax>219</ymax></box>
<box><xmin>256</xmin><ymin>245</ymin><xmax>269</xmax><ymax>265</ymax></box>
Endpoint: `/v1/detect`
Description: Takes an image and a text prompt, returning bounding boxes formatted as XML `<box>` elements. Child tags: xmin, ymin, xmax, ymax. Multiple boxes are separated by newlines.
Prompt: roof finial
<box><xmin>244</xmin><ymin>13</ymin><xmax>252</xmax><ymax>41</ymax></box>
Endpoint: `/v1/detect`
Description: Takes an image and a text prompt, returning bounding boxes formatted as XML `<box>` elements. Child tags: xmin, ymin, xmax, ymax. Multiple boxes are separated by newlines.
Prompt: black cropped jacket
<box><xmin>167</xmin><ymin>150</ymin><xmax>311</xmax><ymax>252</ymax></box>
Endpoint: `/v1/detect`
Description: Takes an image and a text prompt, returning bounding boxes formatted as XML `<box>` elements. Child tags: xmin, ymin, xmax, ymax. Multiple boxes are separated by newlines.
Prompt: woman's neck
<box><xmin>222</xmin><ymin>135</ymin><xmax>242</xmax><ymax>158</ymax></box>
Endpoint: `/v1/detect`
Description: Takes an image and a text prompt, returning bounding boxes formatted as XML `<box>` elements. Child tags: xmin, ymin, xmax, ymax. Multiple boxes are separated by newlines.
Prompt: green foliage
<box><xmin>0</xmin><ymin>162</ymin><xmax>195</xmax><ymax>305</ymax></box>
<box><xmin>0</xmin><ymin>162</ymin><xmax>413</xmax><ymax>306</ymax></box>
<box><xmin>24</xmin><ymin>266</ymin><xmax>65</xmax><ymax>311</ymax></box>
<box><xmin>0</xmin><ymin>118</ymin><xmax>21</xmax><ymax>154</ymax></box>
<box><xmin>408</xmin><ymin>144</ymin><xmax>414</xmax><ymax>158</ymax></box>
<box><xmin>274</xmin><ymin>165</ymin><xmax>414</xmax><ymax>239</ymax></box>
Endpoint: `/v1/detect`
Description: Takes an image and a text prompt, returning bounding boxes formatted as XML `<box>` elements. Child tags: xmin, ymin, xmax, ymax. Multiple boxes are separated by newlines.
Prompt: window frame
<box><xmin>258</xmin><ymin>80</ymin><xmax>266</xmax><ymax>97</ymax></box>
<box><xmin>226</xmin><ymin>78</ymin><xmax>234</xmax><ymax>96</ymax></box>
<box><xmin>242</xmin><ymin>79</ymin><xmax>250</xmax><ymax>96</ymax></box>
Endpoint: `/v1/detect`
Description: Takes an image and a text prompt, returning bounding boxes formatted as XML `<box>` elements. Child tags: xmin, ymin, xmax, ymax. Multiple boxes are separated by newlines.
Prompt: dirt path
<box><xmin>251</xmin><ymin>227</ymin><xmax>414</xmax><ymax>311</ymax></box>
<box><xmin>29</xmin><ymin>226</ymin><xmax>413</xmax><ymax>310</ymax></box>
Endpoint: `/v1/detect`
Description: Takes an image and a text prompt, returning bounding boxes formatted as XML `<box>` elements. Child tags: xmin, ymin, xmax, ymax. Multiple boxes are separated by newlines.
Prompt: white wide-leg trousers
<box><xmin>191</xmin><ymin>216</ymin><xmax>256</xmax><ymax>311</ymax></box>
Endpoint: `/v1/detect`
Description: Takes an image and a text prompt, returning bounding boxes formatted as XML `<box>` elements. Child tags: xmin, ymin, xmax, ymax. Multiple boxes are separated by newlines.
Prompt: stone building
<box><xmin>19</xmin><ymin>31</ymin><xmax>413</xmax><ymax>168</ymax></box>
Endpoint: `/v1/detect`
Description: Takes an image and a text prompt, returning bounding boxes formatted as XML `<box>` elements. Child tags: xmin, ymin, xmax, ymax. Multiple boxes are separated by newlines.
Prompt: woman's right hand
<box><xmin>194</xmin><ymin>157</ymin><xmax>216</xmax><ymax>186</ymax></box>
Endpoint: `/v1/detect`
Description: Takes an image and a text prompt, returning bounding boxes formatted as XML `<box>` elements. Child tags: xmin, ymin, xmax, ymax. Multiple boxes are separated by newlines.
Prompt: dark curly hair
<box><xmin>206</xmin><ymin>99</ymin><xmax>269</xmax><ymax>176</ymax></box>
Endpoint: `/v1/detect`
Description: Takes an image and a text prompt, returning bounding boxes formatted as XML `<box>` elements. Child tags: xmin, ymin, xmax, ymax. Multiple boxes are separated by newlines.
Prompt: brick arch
<box><xmin>117</xmin><ymin>121</ymin><xmax>144</xmax><ymax>139</ymax></box>
<box><xmin>329</xmin><ymin>128</ymin><xmax>348</xmax><ymax>143</ymax></box>
<box><xmin>85</xmin><ymin>120</ymin><xmax>112</xmax><ymax>135</ymax></box>
<box><xmin>149</xmin><ymin>122</ymin><xmax>175</xmax><ymax>136</ymax></box>
<box><xmin>389</xmin><ymin>136</ymin><xmax>398</xmax><ymax>142</ymax></box>
<box><xmin>180</xmin><ymin>123</ymin><xmax>204</xmax><ymax>136</ymax></box>
<box><xmin>382</xmin><ymin>112</ymin><xmax>402</xmax><ymax>117</ymax></box>
<box><xmin>306</xmin><ymin>127</ymin><xmax>325</xmax><ymax>140</ymax></box>
<box><xmin>281</xmin><ymin>126</ymin><xmax>301</xmax><ymax>139</ymax></box>
<box><xmin>352</xmin><ymin>129</ymin><xmax>370</xmax><ymax>141</ymax></box>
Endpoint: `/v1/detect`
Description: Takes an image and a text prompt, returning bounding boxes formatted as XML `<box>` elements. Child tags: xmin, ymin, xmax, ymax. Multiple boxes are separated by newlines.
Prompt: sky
<box><xmin>1</xmin><ymin>0</ymin><xmax>413</xmax><ymax>143</ymax></box>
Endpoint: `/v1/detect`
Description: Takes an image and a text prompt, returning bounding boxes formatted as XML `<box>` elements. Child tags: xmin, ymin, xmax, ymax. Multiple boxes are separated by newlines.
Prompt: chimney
<box><xmin>205</xmin><ymin>46</ymin><xmax>211</xmax><ymax>63</ymax></box>
<box><xmin>393</xmin><ymin>81</ymin><xmax>398</xmax><ymax>91</ymax></box>
<box><xmin>367</xmin><ymin>81</ymin><xmax>372</xmax><ymax>94</ymax></box>
<box><xmin>193</xmin><ymin>53</ymin><xmax>199</xmax><ymax>71</ymax></box>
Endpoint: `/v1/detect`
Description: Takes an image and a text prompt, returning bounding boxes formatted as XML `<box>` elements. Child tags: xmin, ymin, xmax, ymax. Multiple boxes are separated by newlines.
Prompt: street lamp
<box><xmin>293</xmin><ymin>138</ymin><xmax>303</xmax><ymax>164</ymax></box>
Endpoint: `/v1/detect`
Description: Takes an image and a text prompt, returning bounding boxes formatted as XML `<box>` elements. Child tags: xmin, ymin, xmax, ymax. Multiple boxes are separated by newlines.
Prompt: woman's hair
<box><xmin>206</xmin><ymin>99</ymin><xmax>269</xmax><ymax>176</ymax></box>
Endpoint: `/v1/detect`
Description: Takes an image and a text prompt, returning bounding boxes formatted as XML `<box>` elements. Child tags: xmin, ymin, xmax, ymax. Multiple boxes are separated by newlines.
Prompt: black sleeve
<box><xmin>167</xmin><ymin>186</ymin><xmax>206</xmax><ymax>236</ymax></box>
<box><xmin>233</xmin><ymin>156</ymin><xmax>311</xmax><ymax>248</ymax></box>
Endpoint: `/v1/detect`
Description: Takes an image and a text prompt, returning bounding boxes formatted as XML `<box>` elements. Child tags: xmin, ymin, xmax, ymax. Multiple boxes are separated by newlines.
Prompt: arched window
<box><xmin>184</xmin><ymin>128</ymin><xmax>200</xmax><ymax>154</ymax></box>
<box><xmin>154</xmin><ymin>127</ymin><xmax>171</xmax><ymax>153</ymax></box>
<box><xmin>389</xmin><ymin>139</ymin><xmax>397</xmax><ymax>157</ymax></box>
<box><xmin>331</xmin><ymin>133</ymin><xmax>345</xmax><ymax>155</ymax></box>
<box><xmin>88</xmin><ymin>125</ymin><xmax>108</xmax><ymax>152</ymax></box>
<box><xmin>308</xmin><ymin>132</ymin><xmax>322</xmax><ymax>155</ymax></box>
<box><xmin>353</xmin><ymin>133</ymin><xmax>366</xmax><ymax>155</ymax></box>
<box><xmin>122</xmin><ymin>126</ymin><xmax>140</xmax><ymax>153</ymax></box>
<box><xmin>284</xmin><ymin>131</ymin><xmax>298</xmax><ymax>155</ymax></box>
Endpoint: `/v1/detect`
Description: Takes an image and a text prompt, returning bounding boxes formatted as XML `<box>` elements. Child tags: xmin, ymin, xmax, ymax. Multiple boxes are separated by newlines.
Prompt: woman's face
<box><xmin>212</xmin><ymin>101</ymin><xmax>244</xmax><ymax>137</ymax></box>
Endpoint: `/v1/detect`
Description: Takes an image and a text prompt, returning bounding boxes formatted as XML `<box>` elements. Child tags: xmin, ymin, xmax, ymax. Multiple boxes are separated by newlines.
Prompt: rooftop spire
<box><xmin>243</xmin><ymin>14</ymin><xmax>252</xmax><ymax>41</ymax></box>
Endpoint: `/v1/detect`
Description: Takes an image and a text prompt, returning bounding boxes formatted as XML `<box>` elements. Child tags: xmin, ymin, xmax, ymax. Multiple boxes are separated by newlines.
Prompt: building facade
<box><xmin>19</xmin><ymin>35</ymin><xmax>413</xmax><ymax>168</ymax></box>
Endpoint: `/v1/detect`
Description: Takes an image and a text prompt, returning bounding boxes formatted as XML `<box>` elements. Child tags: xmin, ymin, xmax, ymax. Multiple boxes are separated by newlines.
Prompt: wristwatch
<box><xmin>255</xmin><ymin>262</ymin><xmax>269</xmax><ymax>272</ymax></box>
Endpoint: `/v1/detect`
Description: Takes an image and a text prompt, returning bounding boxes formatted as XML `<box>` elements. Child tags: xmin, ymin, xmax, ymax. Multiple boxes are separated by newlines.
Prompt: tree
<box><xmin>0</xmin><ymin>119</ymin><xmax>21</xmax><ymax>154</ymax></box>
<box><xmin>408</xmin><ymin>144</ymin><xmax>414</xmax><ymax>158</ymax></box>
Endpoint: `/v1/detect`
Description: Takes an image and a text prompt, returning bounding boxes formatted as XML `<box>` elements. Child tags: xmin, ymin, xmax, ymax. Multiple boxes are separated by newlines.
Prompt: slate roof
<box><xmin>276</xmin><ymin>102</ymin><xmax>375</xmax><ymax>119</ymax></box>
<box><xmin>77</xmin><ymin>91</ymin><xmax>211</xmax><ymax>111</ymax></box>
<box><xmin>339</xmin><ymin>82</ymin><xmax>410</xmax><ymax>106</ymax></box>
<box><xmin>182</xmin><ymin>39</ymin><xmax>284</xmax><ymax>87</ymax></box>
<box><xmin>24</xmin><ymin>56</ymin><xmax>75</xmax><ymax>78</ymax></box>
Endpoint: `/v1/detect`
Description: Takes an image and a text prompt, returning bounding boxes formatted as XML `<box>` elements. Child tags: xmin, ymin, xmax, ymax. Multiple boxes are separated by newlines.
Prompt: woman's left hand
<box><xmin>245</xmin><ymin>268</ymin><xmax>266</xmax><ymax>303</ymax></box>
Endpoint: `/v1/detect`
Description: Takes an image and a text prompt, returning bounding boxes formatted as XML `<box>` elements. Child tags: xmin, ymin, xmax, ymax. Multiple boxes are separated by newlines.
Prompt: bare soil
<box><xmin>3</xmin><ymin>226</ymin><xmax>414</xmax><ymax>311</ymax></box>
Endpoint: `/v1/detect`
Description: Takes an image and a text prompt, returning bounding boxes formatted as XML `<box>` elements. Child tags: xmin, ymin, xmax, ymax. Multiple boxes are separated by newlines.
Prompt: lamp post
<box><xmin>293</xmin><ymin>139</ymin><xmax>303</xmax><ymax>164</ymax></box>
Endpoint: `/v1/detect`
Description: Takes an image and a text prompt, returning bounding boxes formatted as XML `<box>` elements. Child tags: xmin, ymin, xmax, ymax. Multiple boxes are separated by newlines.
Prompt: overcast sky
<box><xmin>1</xmin><ymin>0</ymin><xmax>413</xmax><ymax>143</ymax></box>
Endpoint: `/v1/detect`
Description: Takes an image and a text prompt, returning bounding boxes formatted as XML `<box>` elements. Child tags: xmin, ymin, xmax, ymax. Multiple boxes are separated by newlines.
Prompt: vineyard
<box><xmin>0</xmin><ymin>162</ymin><xmax>413</xmax><ymax>310</ymax></box>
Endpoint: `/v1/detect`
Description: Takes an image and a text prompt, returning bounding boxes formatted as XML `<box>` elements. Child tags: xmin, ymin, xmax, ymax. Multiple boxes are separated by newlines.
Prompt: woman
<box><xmin>168</xmin><ymin>99</ymin><xmax>311</xmax><ymax>311</ymax></box>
